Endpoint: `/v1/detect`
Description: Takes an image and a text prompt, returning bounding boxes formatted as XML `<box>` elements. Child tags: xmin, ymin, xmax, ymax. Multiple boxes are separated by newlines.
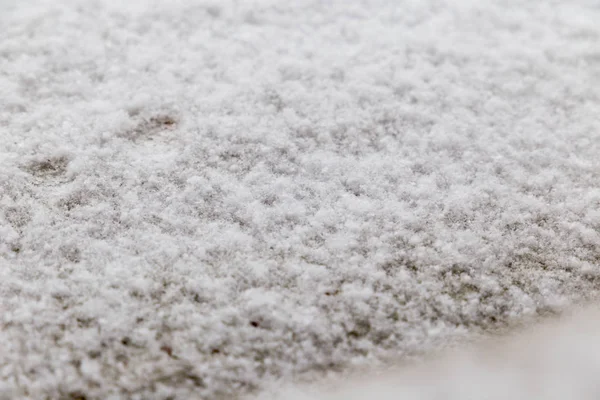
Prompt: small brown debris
<box><xmin>160</xmin><ymin>345</ymin><xmax>173</xmax><ymax>357</ymax></box>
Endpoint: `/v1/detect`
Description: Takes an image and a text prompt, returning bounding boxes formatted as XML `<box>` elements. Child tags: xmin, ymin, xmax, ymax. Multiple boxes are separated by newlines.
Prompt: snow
<box><xmin>1</xmin><ymin>0</ymin><xmax>600</xmax><ymax>399</ymax></box>
<box><xmin>258</xmin><ymin>306</ymin><xmax>600</xmax><ymax>400</ymax></box>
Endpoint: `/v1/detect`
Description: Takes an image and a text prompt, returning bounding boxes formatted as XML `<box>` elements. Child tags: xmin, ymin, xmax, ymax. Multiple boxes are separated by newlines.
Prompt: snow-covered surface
<box><xmin>257</xmin><ymin>306</ymin><xmax>600</xmax><ymax>400</ymax></box>
<box><xmin>1</xmin><ymin>0</ymin><xmax>600</xmax><ymax>399</ymax></box>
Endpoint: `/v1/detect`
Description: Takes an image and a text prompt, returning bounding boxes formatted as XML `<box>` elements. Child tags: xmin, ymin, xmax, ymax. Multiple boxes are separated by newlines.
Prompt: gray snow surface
<box><xmin>1</xmin><ymin>0</ymin><xmax>600</xmax><ymax>399</ymax></box>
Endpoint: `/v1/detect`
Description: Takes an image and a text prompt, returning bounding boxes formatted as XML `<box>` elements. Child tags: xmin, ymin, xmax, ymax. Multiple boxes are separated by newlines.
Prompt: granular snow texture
<box><xmin>1</xmin><ymin>0</ymin><xmax>600</xmax><ymax>399</ymax></box>
<box><xmin>257</xmin><ymin>306</ymin><xmax>600</xmax><ymax>400</ymax></box>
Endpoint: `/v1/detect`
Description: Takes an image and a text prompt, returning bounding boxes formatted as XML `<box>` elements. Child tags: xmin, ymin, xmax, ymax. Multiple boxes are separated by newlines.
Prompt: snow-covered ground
<box><xmin>1</xmin><ymin>0</ymin><xmax>600</xmax><ymax>399</ymax></box>
<box><xmin>256</xmin><ymin>305</ymin><xmax>600</xmax><ymax>400</ymax></box>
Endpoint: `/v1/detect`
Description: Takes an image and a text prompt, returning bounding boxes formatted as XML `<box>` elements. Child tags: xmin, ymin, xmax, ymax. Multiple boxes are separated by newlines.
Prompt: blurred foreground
<box><xmin>257</xmin><ymin>305</ymin><xmax>600</xmax><ymax>400</ymax></box>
